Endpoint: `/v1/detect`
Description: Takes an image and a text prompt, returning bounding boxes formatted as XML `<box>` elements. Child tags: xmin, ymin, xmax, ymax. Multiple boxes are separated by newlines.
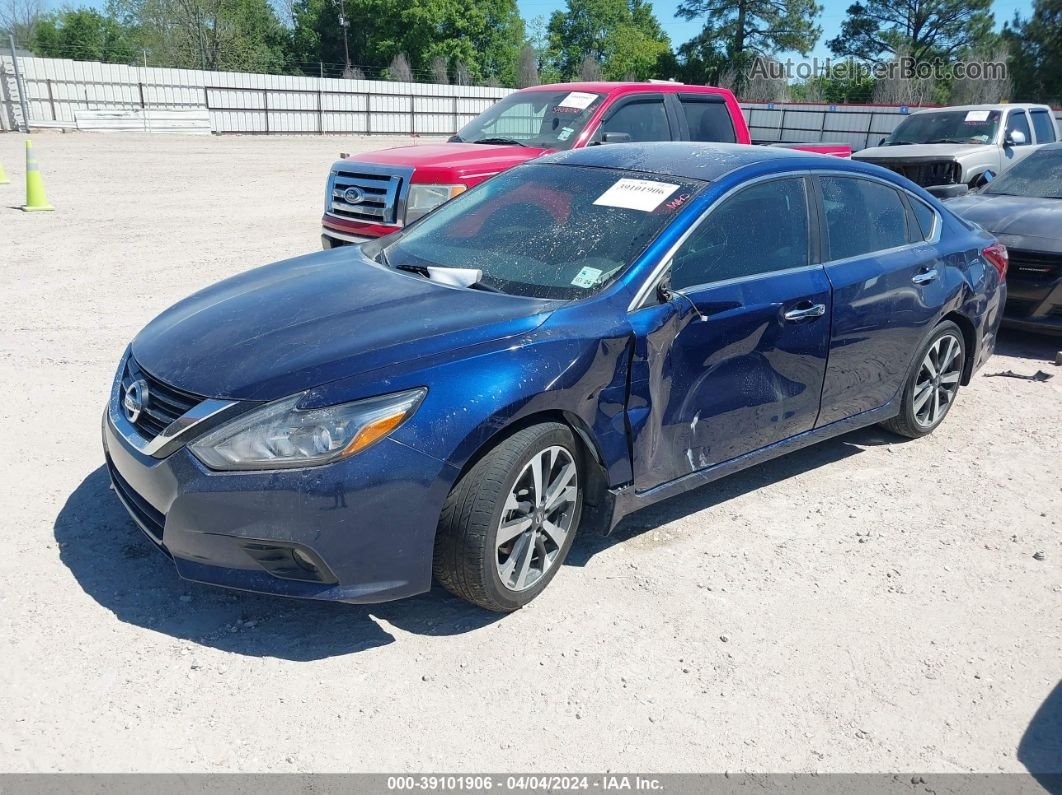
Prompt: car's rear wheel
<box><xmin>433</xmin><ymin>423</ymin><xmax>583</xmax><ymax>612</ymax></box>
<box><xmin>882</xmin><ymin>321</ymin><xmax>966</xmax><ymax>439</ymax></box>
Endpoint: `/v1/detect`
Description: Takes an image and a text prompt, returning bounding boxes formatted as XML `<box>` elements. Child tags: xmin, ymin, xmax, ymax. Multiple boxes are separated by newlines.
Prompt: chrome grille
<box><xmin>120</xmin><ymin>357</ymin><xmax>203</xmax><ymax>440</ymax></box>
<box><xmin>326</xmin><ymin>164</ymin><xmax>409</xmax><ymax>225</ymax></box>
<box><xmin>861</xmin><ymin>159</ymin><xmax>961</xmax><ymax>187</ymax></box>
<box><xmin>1008</xmin><ymin>250</ymin><xmax>1062</xmax><ymax>280</ymax></box>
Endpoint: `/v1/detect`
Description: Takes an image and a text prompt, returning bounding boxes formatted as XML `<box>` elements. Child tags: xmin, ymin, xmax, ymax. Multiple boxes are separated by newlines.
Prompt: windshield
<box><xmin>453</xmin><ymin>89</ymin><xmax>605</xmax><ymax>150</ymax></box>
<box><xmin>884</xmin><ymin>110</ymin><xmax>1002</xmax><ymax>146</ymax></box>
<box><xmin>381</xmin><ymin>164</ymin><xmax>705</xmax><ymax>300</ymax></box>
<box><xmin>984</xmin><ymin>148</ymin><xmax>1062</xmax><ymax>199</ymax></box>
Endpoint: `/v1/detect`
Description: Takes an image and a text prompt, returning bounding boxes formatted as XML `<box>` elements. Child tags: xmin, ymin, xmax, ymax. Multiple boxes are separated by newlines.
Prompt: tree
<box><xmin>516</xmin><ymin>43</ymin><xmax>538</xmax><ymax>87</ymax></box>
<box><xmin>0</xmin><ymin>0</ymin><xmax>42</xmax><ymax>44</ymax></box>
<box><xmin>113</xmin><ymin>0</ymin><xmax>290</xmax><ymax>72</ymax></box>
<box><xmin>32</xmin><ymin>8</ymin><xmax>136</xmax><ymax>63</ymax></box>
<box><xmin>792</xmin><ymin>60</ymin><xmax>876</xmax><ymax>102</ymax></box>
<box><xmin>1005</xmin><ymin>0</ymin><xmax>1062</xmax><ymax>104</ymax></box>
<box><xmin>288</xmin><ymin>0</ymin><xmax>523</xmax><ymax>84</ymax></box>
<box><xmin>578</xmin><ymin>54</ymin><xmax>602</xmax><ymax>80</ymax></box>
<box><xmin>828</xmin><ymin>0</ymin><xmax>994</xmax><ymax>63</ymax></box>
<box><xmin>545</xmin><ymin>0</ymin><xmax>671</xmax><ymax>81</ymax></box>
<box><xmin>387</xmin><ymin>51</ymin><xmax>412</xmax><ymax>81</ymax></box>
<box><xmin>676</xmin><ymin>0</ymin><xmax>822</xmax><ymax>67</ymax></box>
<box><xmin>429</xmin><ymin>54</ymin><xmax>449</xmax><ymax>83</ymax></box>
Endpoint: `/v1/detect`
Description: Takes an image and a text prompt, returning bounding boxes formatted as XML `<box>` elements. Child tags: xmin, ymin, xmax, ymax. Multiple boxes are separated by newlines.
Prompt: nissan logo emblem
<box><xmin>342</xmin><ymin>186</ymin><xmax>365</xmax><ymax>205</ymax></box>
<box><xmin>123</xmin><ymin>379</ymin><xmax>149</xmax><ymax>424</ymax></box>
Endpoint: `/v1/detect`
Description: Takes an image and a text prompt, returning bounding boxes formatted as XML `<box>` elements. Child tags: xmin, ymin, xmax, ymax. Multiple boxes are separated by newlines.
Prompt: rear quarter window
<box><xmin>908</xmin><ymin>197</ymin><xmax>938</xmax><ymax>241</ymax></box>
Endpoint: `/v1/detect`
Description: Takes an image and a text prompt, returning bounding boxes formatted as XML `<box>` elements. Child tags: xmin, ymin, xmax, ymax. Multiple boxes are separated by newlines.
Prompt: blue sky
<box><xmin>517</xmin><ymin>0</ymin><xmax>1033</xmax><ymax>63</ymax></box>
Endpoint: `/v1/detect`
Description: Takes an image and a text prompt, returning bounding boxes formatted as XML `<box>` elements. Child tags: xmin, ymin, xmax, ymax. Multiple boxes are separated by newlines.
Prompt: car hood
<box><xmin>131</xmin><ymin>247</ymin><xmax>556</xmax><ymax>401</ymax></box>
<box><xmin>349</xmin><ymin>142</ymin><xmax>551</xmax><ymax>181</ymax></box>
<box><xmin>947</xmin><ymin>193</ymin><xmax>1062</xmax><ymax>253</ymax></box>
<box><xmin>855</xmin><ymin>144</ymin><xmax>988</xmax><ymax>161</ymax></box>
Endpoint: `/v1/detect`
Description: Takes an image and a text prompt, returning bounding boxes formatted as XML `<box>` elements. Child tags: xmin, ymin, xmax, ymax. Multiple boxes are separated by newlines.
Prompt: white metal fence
<box><xmin>0</xmin><ymin>55</ymin><xmax>512</xmax><ymax>135</ymax></box>
<box><xmin>3</xmin><ymin>55</ymin><xmax>1061</xmax><ymax>149</ymax></box>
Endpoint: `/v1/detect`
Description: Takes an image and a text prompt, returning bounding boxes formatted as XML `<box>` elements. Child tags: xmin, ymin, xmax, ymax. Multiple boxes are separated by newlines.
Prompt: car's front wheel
<box><xmin>882</xmin><ymin>320</ymin><xmax>966</xmax><ymax>439</ymax></box>
<box><xmin>433</xmin><ymin>423</ymin><xmax>583</xmax><ymax>612</ymax></box>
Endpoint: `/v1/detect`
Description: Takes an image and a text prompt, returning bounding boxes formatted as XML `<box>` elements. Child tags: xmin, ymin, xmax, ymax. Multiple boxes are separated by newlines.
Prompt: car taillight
<box><xmin>982</xmin><ymin>242</ymin><xmax>1008</xmax><ymax>279</ymax></box>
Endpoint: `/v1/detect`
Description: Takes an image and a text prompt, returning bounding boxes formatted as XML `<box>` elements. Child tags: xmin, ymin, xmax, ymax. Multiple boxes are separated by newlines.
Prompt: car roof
<box><xmin>541</xmin><ymin>142</ymin><xmax>826</xmax><ymax>182</ymax></box>
<box><xmin>518</xmin><ymin>81</ymin><xmax>725</xmax><ymax>96</ymax></box>
<box><xmin>912</xmin><ymin>103</ymin><xmax>1052</xmax><ymax>114</ymax></box>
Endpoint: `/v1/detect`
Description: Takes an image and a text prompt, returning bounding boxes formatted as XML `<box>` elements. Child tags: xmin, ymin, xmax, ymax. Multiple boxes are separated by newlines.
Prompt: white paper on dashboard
<box><xmin>593</xmin><ymin>178</ymin><xmax>680</xmax><ymax>212</ymax></box>
<box><xmin>557</xmin><ymin>91</ymin><xmax>598</xmax><ymax>110</ymax></box>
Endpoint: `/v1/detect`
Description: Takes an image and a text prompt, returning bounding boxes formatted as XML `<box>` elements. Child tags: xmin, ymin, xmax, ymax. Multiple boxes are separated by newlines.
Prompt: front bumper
<box><xmin>321</xmin><ymin>215</ymin><xmax>400</xmax><ymax>249</ymax></box>
<box><xmin>1003</xmin><ymin>276</ymin><xmax>1062</xmax><ymax>336</ymax></box>
<box><xmin>102</xmin><ymin>409</ymin><xmax>455</xmax><ymax>603</ymax></box>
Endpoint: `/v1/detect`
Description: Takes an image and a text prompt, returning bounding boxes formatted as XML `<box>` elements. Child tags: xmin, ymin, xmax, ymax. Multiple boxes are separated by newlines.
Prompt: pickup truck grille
<box><xmin>859</xmin><ymin>159</ymin><xmax>962</xmax><ymax>187</ymax></box>
<box><xmin>121</xmin><ymin>357</ymin><xmax>203</xmax><ymax>440</ymax></box>
<box><xmin>327</xmin><ymin>165</ymin><xmax>408</xmax><ymax>226</ymax></box>
<box><xmin>1008</xmin><ymin>250</ymin><xmax>1062</xmax><ymax>281</ymax></box>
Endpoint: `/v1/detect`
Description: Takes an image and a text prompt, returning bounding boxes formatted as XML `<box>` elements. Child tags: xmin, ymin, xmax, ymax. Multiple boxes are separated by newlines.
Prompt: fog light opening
<box><xmin>291</xmin><ymin>547</ymin><xmax>321</xmax><ymax>575</ymax></box>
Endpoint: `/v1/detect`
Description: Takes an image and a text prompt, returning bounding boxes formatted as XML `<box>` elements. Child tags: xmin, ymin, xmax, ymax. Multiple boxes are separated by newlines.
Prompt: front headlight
<box><xmin>189</xmin><ymin>388</ymin><xmax>426</xmax><ymax>471</ymax></box>
<box><xmin>405</xmin><ymin>184</ymin><xmax>466</xmax><ymax>224</ymax></box>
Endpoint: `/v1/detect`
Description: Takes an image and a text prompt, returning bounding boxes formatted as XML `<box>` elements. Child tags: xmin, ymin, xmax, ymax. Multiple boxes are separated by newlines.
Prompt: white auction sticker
<box><xmin>593</xmin><ymin>178</ymin><xmax>680</xmax><ymax>212</ymax></box>
<box><xmin>964</xmin><ymin>110</ymin><xmax>991</xmax><ymax>122</ymax></box>
<box><xmin>558</xmin><ymin>91</ymin><xmax>598</xmax><ymax>110</ymax></box>
<box><xmin>571</xmin><ymin>266</ymin><xmax>603</xmax><ymax>288</ymax></box>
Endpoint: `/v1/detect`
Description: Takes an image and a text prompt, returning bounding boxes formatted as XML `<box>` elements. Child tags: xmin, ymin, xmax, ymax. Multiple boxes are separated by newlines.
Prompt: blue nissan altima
<box><xmin>103</xmin><ymin>143</ymin><xmax>1007</xmax><ymax>612</ymax></box>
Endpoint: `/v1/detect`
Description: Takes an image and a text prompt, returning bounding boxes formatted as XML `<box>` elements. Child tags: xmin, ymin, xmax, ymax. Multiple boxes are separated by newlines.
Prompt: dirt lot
<box><xmin>0</xmin><ymin>131</ymin><xmax>1059</xmax><ymax>774</ymax></box>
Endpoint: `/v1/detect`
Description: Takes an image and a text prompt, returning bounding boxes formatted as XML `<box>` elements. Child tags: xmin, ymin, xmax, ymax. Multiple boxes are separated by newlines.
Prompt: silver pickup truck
<box><xmin>854</xmin><ymin>103</ymin><xmax>1059</xmax><ymax>191</ymax></box>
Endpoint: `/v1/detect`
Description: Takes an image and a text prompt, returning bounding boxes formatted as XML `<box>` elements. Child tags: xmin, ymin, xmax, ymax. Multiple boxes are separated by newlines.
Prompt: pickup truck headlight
<box><xmin>405</xmin><ymin>184</ymin><xmax>466</xmax><ymax>224</ymax></box>
<box><xmin>189</xmin><ymin>388</ymin><xmax>426</xmax><ymax>471</ymax></box>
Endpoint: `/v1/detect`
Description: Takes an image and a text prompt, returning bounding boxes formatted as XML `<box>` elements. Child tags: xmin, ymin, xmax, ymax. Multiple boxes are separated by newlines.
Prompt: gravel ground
<box><xmin>0</xmin><ymin>131</ymin><xmax>1059</xmax><ymax>774</ymax></box>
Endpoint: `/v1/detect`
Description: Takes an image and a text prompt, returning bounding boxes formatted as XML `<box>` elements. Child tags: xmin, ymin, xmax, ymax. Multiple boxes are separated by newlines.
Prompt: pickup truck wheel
<box><xmin>433</xmin><ymin>423</ymin><xmax>583</xmax><ymax>612</ymax></box>
<box><xmin>882</xmin><ymin>321</ymin><xmax>966</xmax><ymax>439</ymax></box>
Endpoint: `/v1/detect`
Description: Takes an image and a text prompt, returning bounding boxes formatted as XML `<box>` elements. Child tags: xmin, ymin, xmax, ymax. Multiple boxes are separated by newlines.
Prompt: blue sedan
<box><xmin>103</xmin><ymin>143</ymin><xmax>1007</xmax><ymax>612</ymax></box>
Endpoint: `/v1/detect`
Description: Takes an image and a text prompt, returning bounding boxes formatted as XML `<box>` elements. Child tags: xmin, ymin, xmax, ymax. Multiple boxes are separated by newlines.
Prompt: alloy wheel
<box><xmin>913</xmin><ymin>332</ymin><xmax>964</xmax><ymax>429</ymax></box>
<box><xmin>495</xmin><ymin>445</ymin><xmax>579</xmax><ymax>593</ymax></box>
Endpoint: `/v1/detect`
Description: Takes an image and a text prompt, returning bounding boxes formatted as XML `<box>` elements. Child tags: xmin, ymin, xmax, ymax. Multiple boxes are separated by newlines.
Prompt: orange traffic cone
<box><xmin>21</xmin><ymin>139</ymin><xmax>54</xmax><ymax>212</ymax></box>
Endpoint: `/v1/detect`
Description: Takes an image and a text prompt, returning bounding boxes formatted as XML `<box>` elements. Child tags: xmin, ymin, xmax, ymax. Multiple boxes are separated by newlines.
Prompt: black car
<box><xmin>949</xmin><ymin>143</ymin><xmax>1062</xmax><ymax>335</ymax></box>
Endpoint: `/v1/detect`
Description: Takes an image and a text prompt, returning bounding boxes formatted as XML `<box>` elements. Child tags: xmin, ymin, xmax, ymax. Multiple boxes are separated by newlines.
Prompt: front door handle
<box><xmin>912</xmin><ymin>268</ymin><xmax>939</xmax><ymax>285</ymax></box>
<box><xmin>783</xmin><ymin>302</ymin><xmax>826</xmax><ymax>322</ymax></box>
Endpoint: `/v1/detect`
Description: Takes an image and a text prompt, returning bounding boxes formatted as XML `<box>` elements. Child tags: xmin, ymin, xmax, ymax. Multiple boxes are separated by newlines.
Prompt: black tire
<box><xmin>882</xmin><ymin>320</ymin><xmax>966</xmax><ymax>439</ymax></box>
<box><xmin>433</xmin><ymin>423</ymin><xmax>583</xmax><ymax>612</ymax></box>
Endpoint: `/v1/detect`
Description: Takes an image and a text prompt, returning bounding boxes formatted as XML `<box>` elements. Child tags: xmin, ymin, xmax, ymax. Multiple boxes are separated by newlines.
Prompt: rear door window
<box><xmin>1030</xmin><ymin>110</ymin><xmax>1057</xmax><ymax>143</ymax></box>
<box><xmin>820</xmin><ymin>176</ymin><xmax>910</xmax><ymax>260</ymax></box>
<box><xmin>679</xmin><ymin>96</ymin><xmax>737</xmax><ymax>143</ymax></box>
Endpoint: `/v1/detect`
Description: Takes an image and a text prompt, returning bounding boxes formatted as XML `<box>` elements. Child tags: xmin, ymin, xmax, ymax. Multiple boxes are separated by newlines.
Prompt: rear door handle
<box><xmin>783</xmin><ymin>302</ymin><xmax>826</xmax><ymax>322</ymax></box>
<box><xmin>912</xmin><ymin>269</ymin><xmax>939</xmax><ymax>285</ymax></box>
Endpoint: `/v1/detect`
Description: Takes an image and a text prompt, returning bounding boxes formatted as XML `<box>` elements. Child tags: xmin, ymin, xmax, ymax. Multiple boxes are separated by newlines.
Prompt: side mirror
<box><xmin>878</xmin><ymin>137</ymin><xmax>887</xmax><ymax>147</ymax></box>
<box><xmin>927</xmin><ymin>184</ymin><xmax>969</xmax><ymax>199</ymax></box>
<box><xmin>1005</xmin><ymin>129</ymin><xmax>1026</xmax><ymax>146</ymax></box>
<box><xmin>600</xmin><ymin>131</ymin><xmax>632</xmax><ymax>145</ymax></box>
<box><xmin>972</xmin><ymin>170</ymin><xmax>995</xmax><ymax>188</ymax></box>
<box><xmin>656</xmin><ymin>271</ymin><xmax>674</xmax><ymax>303</ymax></box>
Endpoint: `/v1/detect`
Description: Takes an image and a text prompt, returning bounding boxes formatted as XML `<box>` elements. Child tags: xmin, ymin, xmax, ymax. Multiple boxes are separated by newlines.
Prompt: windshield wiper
<box><xmin>394</xmin><ymin>262</ymin><xmax>429</xmax><ymax>277</ymax></box>
<box><xmin>927</xmin><ymin>138</ymin><xmax>974</xmax><ymax>144</ymax></box>
<box><xmin>469</xmin><ymin>137</ymin><xmax>528</xmax><ymax>147</ymax></box>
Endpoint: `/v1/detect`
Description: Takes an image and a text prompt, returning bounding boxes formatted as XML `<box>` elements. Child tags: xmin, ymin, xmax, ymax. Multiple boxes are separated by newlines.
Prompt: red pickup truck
<box><xmin>321</xmin><ymin>81</ymin><xmax>851</xmax><ymax>247</ymax></box>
